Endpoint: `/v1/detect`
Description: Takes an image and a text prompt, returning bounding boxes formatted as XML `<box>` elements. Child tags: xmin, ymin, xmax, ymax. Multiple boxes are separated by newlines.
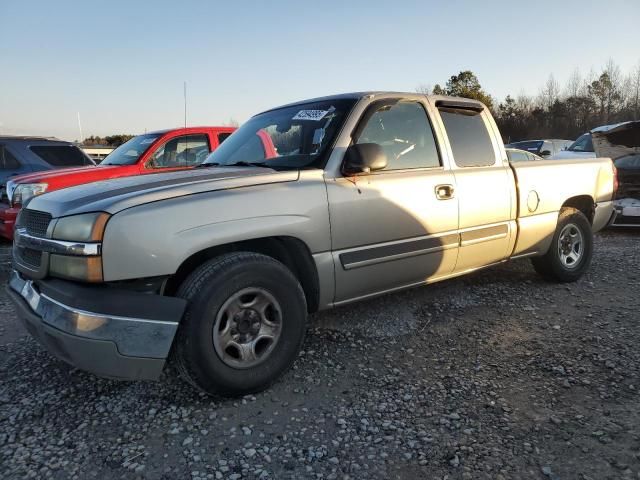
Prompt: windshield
<box><xmin>203</xmin><ymin>99</ymin><xmax>356</xmax><ymax>169</ymax></box>
<box><xmin>29</xmin><ymin>145</ymin><xmax>94</xmax><ymax>167</ymax></box>
<box><xmin>101</xmin><ymin>134</ymin><xmax>161</xmax><ymax>165</ymax></box>
<box><xmin>567</xmin><ymin>133</ymin><xmax>594</xmax><ymax>152</ymax></box>
<box><xmin>614</xmin><ymin>154</ymin><xmax>640</xmax><ymax>169</ymax></box>
<box><xmin>507</xmin><ymin>140</ymin><xmax>543</xmax><ymax>153</ymax></box>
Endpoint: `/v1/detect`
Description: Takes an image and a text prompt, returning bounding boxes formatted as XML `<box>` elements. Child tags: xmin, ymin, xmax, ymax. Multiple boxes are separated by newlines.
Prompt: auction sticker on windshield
<box><xmin>292</xmin><ymin>110</ymin><xmax>330</xmax><ymax>121</ymax></box>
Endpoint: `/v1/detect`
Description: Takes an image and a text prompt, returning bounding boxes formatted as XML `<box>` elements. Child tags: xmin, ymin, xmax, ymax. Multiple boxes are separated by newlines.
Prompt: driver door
<box><xmin>143</xmin><ymin>134</ymin><xmax>210</xmax><ymax>172</ymax></box>
<box><xmin>326</xmin><ymin>98</ymin><xmax>459</xmax><ymax>304</ymax></box>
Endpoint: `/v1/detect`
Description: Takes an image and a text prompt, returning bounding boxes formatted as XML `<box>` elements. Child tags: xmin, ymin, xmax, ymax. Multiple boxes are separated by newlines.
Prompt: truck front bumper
<box><xmin>7</xmin><ymin>270</ymin><xmax>187</xmax><ymax>380</ymax></box>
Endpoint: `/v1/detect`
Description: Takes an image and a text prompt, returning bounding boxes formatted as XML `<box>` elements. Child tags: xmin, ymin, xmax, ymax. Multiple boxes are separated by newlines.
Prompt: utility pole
<box><xmin>183</xmin><ymin>81</ymin><xmax>187</xmax><ymax>128</ymax></box>
<box><xmin>77</xmin><ymin>112</ymin><xmax>83</xmax><ymax>143</ymax></box>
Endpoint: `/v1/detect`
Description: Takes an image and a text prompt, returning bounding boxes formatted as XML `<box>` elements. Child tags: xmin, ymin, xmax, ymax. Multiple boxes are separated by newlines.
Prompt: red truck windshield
<box><xmin>101</xmin><ymin>134</ymin><xmax>161</xmax><ymax>166</ymax></box>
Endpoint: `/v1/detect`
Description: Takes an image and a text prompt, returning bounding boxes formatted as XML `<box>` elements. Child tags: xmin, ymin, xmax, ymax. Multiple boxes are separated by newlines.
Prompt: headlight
<box><xmin>48</xmin><ymin>212</ymin><xmax>110</xmax><ymax>282</ymax></box>
<box><xmin>12</xmin><ymin>183</ymin><xmax>48</xmax><ymax>206</ymax></box>
<box><xmin>52</xmin><ymin>212</ymin><xmax>110</xmax><ymax>242</ymax></box>
<box><xmin>5</xmin><ymin>180</ymin><xmax>16</xmax><ymax>204</ymax></box>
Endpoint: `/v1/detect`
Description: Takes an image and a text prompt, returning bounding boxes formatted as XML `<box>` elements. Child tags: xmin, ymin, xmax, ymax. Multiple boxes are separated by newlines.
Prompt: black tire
<box><xmin>531</xmin><ymin>207</ymin><xmax>593</xmax><ymax>283</ymax></box>
<box><xmin>174</xmin><ymin>252</ymin><xmax>307</xmax><ymax>396</ymax></box>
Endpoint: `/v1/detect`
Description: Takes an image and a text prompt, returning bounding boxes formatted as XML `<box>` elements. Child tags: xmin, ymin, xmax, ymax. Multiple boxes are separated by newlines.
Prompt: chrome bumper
<box><xmin>8</xmin><ymin>270</ymin><xmax>186</xmax><ymax>380</ymax></box>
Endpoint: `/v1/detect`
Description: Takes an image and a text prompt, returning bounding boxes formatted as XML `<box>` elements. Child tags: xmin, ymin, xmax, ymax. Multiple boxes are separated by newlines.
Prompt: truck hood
<box><xmin>8</xmin><ymin>165</ymin><xmax>108</xmax><ymax>185</ymax></box>
<box><xmin>26</xmin><ymin>167</ymin><xmax>299</xmax><ymax>218</ymax></box>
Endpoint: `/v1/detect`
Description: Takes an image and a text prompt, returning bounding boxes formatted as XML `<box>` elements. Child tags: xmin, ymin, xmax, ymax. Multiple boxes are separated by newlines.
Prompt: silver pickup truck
<box><xmin>8</xmin><ymin>92</ymin><xmax>616</xmax><ymax>396</ymax></box>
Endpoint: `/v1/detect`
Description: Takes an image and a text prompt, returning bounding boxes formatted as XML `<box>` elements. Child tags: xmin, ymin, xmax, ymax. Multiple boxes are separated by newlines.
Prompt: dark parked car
<box><xmin>505</xmin><ymin>148</ymin><xmax>544</xmax><ymax>162</ymax></box>
<box><xmin>613</xmin><ymin>153</ymin><xmax>640</xmax><ymax>226</ymax></box>
<box><xmin>0</xmin><ymin>136</ymin><xmax>94</xmax><ymax>186</ymax></box>
<box><xmin>505</xmin><ymin>139</ymin><xmax>573</xmax><ymax>158</ymax></box>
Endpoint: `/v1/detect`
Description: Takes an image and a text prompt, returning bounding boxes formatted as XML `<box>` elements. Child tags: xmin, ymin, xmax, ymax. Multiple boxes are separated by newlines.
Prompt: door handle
<box><xmin>435</xmin><ymin>184</ymin><xmax>455</xmax><ymax>200</ymax></box>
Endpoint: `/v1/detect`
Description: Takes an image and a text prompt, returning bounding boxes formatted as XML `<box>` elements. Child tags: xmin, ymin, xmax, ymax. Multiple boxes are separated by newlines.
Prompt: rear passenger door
<box><xmin>434</xmin><ymin>101</ymin><xmax>516</xmax><ymax>272</ymax></box>
<box><xmin>327</xmin><ymin>98</ymin><xmax>459</xmax><ymax>303</ymax></box>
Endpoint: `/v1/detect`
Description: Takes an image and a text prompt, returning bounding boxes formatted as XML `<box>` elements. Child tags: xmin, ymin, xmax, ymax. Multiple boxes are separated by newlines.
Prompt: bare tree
<box><xmin>516</xmin><ymin>91</ymin><xmax>533</xmax><ymax>114</ymax></box>
<box><xmin>427</xmin><ymin>60</ymin><xmax>639</xmax><ymax>142</ymax></box>
<box><xmin>539</xmin><ymin>74</ymin><xmax>560</xmax><ymax>111</ymax></box>
<box><xmin>587</xmin><ymin>60</ymin><xmax>624</xmax><ymax>123</ymax></box>
<box><xmin>627</xmin><ymin>61</ymin><xmax>640</xmax><ymax>120</ymax></box>
<box><xmin>565</xmin><ymin>68</ymin><xmax>583</xmax><ymax>98</ymax></box>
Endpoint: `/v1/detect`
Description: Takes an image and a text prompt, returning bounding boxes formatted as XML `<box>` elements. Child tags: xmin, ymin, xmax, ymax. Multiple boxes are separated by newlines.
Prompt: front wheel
<box><xmin>531</xmin><ymin>207</ymin><xmax>593</xmax><ymax>283</ymax></box>
<box><xmin>174</xmin><ymin>252</ymin><xmax>307</xmax><ymax>396</ymax></box>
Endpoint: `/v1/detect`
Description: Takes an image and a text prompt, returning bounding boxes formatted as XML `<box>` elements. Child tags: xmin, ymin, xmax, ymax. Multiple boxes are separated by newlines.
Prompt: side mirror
<box><xmin>343</xmin><ymin>143</ymin><xmax>388</xmax><ymax>174</ymax></box>
<box><xmin>540</xmin><ymin>150</ymin><xmax>551</xmax><ymax>157</ymax></box>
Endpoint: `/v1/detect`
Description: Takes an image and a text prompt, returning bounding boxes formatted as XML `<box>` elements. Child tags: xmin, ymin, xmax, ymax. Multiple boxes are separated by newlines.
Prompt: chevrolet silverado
<box><xmin>8</xmin><ymin>92</ymin><xmax>616</xmax><ymax>396</ymax></box>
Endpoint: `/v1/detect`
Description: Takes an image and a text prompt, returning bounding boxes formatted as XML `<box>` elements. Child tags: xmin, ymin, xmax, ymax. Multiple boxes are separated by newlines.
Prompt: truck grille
<box><xmin>22</xmin><ymin>210</ymin><xmax>52</xmax><ymax>238</ymax></box>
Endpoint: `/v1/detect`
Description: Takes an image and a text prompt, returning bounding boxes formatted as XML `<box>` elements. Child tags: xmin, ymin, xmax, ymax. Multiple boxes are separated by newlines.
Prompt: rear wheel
<box><xmin>531</xmin><ymin>207</ymin><xmax>593</xmax><ymax>282</ymax></box>
<box><xmin>174</xmin><ymin>252</ymin><xmax>307</xmax><ymax>396</ymax></box>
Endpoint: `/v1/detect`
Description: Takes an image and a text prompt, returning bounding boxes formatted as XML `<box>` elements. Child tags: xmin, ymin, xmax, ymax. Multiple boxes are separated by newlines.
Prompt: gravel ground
<box><xmin>0</xmin><ymin>230</ymin><xmax>638</xmax><ymax>480</ymax></box>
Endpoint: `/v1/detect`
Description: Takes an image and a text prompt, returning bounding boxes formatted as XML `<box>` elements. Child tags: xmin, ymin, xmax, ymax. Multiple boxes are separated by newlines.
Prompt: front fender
<box><xmin>101</xmin><ymin>174</ymin><xmax>330</xmax><ymax>281</ymax></box>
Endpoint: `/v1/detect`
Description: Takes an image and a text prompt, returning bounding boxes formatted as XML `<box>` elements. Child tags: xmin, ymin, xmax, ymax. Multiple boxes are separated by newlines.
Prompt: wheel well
<box><xmin>164</xmin><ymin>236</ymin><xmax>320</xmax><ymax>313</ymax></box>
<box><xmin>562</xmin><ymin>195</ymin><xmax>595</xmax><ymax>224</ymax></box>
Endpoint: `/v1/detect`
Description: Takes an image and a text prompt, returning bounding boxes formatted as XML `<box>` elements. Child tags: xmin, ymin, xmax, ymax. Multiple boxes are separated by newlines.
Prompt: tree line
<box><xmin>81</xmin><ymin>134</ymin><xmax>134</xmax><ymax>146</ymax></box>
<box><xmin>418</xmin><ymin>60</ymin><xmax>640</xmax><ymax>143</ymax></box>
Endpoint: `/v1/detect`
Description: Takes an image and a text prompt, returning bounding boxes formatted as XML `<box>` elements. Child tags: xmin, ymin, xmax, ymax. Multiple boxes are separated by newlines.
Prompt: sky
<box><xmin>1</xmin><ymin>0</ymin><xmax>639</xmax><ymax>141</ymax></box>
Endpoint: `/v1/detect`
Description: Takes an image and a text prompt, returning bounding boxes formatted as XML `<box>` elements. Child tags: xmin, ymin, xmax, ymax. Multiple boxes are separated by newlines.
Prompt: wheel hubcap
<box><xmin>213</xmin><ymin>287</ymin><xmax>282</xmax><ymax>369</ymax></box>
<box><xmin>558</xmin><ymin>223</ymin><xmax>583</xmax><ymax>269</ymax></box>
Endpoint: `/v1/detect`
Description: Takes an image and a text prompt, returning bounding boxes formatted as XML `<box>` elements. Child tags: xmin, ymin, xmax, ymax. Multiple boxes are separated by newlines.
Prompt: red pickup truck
<box><xmin>0</xmin><ymin>126</ymin><xmax>236</xmax><ymax>240</ymax></box>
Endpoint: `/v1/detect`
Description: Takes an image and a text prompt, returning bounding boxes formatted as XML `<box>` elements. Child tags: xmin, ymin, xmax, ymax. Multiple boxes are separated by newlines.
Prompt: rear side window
<box><xmin>0</xmin><ymin>146</ymin><xmax>21</xmax><ymax>169</ymax></box>
<box><xmin>439</xmin><ymin>109</ymin><xmax>496</xmax><ymax>167</ymax></box>
<box><xmin>355</xmin><ymin>100</ymin><xmax>441</xmax><ymax>170</ymax></box>
<box><xmin>218</xmin><ymin>132</ymin><xmax>232</xmax><ymax>144</ymax></box>
<box><xmin>29</xmin><ymin>145</ymin><xmax>93</xmax><ymax>167</ymax></box>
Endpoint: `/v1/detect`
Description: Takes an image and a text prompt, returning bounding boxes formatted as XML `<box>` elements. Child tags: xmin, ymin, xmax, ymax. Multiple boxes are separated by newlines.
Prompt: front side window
<box><xmin>204</xmin><ymin>99</ymin><xmax>356</xmax><ymax>170</ymax></box>
<box><xmin>439</xmin><ymin>109</ymin><xmax>496</xmax><ymax>167</ymax></box>
<box><xmin>147</xmin><ymin>134</ymin><xmax>210</xmax><ymax>169</ymax></box>
<box><xmin>354</xmin><ymin>100</ymin><xmax>440</xmax><ymax>170</ymax></box>
<box><xmin>0</xmin><ymin>146</ymin><xmax>21</xmax><ymax>169</ymax></box>
<box><xmin>567</xmin><ymin>133</ymin><xmax>594</xmax><ymax>152</ymax></box>
<box><xmin>102</xmin><ymin>134</ymin><xmax>161</xmax><ymax>166</ymax></box>
<box><xmin>29</xmin><ymin>145</ymin><xmax>94</xmax><ymax>167</ymax></box>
